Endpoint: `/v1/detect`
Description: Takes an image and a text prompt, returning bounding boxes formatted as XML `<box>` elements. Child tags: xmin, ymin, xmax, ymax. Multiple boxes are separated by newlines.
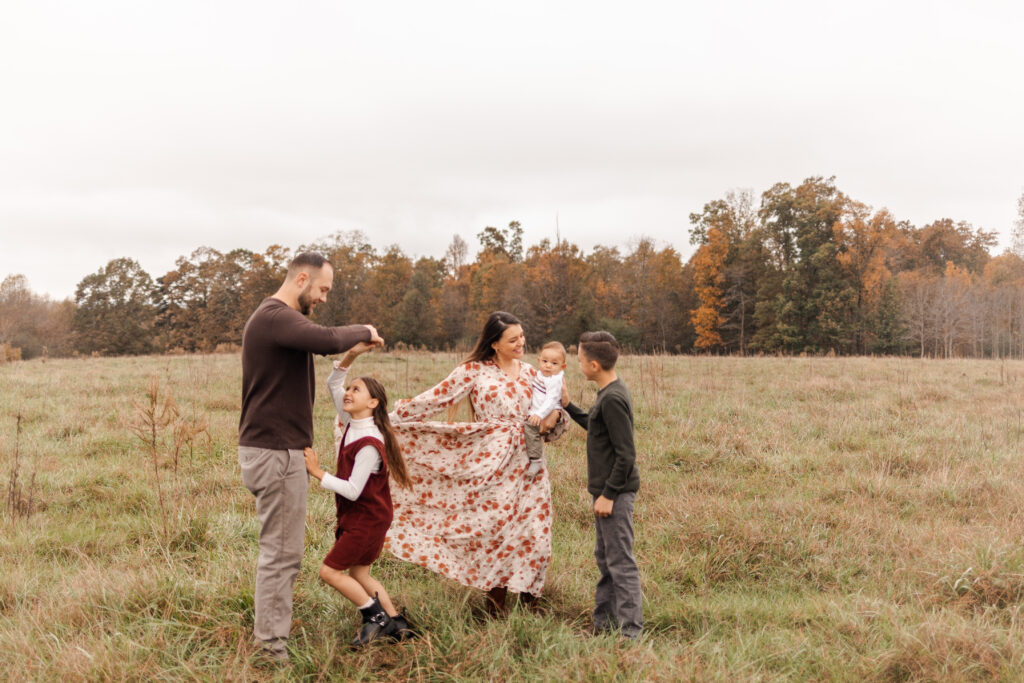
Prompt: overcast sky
<box><xmin>2</xmin><ymin>1</ymin><xmax>1023</xmax><ymax>300</ymax></box>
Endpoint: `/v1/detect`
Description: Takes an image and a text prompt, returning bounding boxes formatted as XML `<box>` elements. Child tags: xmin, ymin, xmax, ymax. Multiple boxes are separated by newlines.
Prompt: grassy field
<box><xmin>4</xmin><ymin>352</ymin><xmax>1024</xmax><ymax>681</ymax></box>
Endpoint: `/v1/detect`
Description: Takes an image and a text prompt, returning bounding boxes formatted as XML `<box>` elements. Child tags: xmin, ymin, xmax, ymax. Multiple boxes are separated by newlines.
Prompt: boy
<box><xmin>563</xmin><ymin>331</ymin><xmax>642</xmax><ymax>639</ymax></box>
<box><xmin>524</xmin><ymin>341</ymin><xmax>567</xmax><ymax>477</ymax></box>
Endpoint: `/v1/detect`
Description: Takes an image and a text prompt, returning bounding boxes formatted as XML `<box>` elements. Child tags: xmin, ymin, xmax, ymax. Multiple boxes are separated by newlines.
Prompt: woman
<box><xmin>386</xmin><ymin>311</ymin><xmax>567</xmax><ymax>613</ymax></box>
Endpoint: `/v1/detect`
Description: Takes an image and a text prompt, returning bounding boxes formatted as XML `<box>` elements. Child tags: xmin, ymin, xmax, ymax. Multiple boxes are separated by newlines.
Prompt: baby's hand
<box><xmin>527</xmin><ymin>414</ymin><xmax>541</xmax><ymax>426</ymax></box>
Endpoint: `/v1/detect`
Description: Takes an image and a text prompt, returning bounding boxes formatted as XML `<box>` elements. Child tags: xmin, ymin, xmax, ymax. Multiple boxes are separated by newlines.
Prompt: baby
<box><xmin>524</xmin><ymin>341</ymin><xmax>567</xmax><ymax>477</ymax></box>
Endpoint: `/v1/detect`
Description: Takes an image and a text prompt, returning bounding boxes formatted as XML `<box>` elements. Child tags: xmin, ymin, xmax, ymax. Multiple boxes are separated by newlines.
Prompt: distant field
<box><xmin>4</xmin><ymin>353</ymin><xmax>1024</xmax><ymax>681</ymax></box>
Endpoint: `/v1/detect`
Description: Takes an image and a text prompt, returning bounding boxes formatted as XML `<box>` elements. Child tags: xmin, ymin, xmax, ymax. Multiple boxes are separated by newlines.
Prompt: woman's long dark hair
<box><xmin>356</xmin><ymin>376</ymin><xmax>412</xmax><ymax>490</ymax></box>
<box><xmin>464</xmin><ymin>311</ymin><xmax>522</xmax><ymax>364</ymax></box>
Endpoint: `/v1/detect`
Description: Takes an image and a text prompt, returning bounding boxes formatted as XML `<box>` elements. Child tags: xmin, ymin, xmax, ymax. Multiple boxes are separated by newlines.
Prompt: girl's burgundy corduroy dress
<box><xmin>322</xmin><ymin>429</ymin><xmax>393</xmax><ymax>570</ymax></box>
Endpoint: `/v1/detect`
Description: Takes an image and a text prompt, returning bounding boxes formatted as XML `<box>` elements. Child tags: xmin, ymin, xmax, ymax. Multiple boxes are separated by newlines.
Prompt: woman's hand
<box><xmin>304</xmin><ymin>447</ymin><xmax>324</xmax><ymax>480</ymax></box>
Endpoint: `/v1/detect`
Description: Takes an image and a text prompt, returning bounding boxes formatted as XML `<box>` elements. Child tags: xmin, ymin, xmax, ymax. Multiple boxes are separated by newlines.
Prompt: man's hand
<box><xmin>365</xmin><ymin>325</ymin><xmax>385</xmax><ymax>347</ymax></box>
<box><xmin>560</xmin><ymin>381</ymin><xmax>570</xmax><ymax>407</ymax></box>
<box><xmin>303</xmin><ymin>447</ymin><xmax>324</xmax><ymax>481</ymax></box>
<box><xmin>527</xmin><ymin>414</ymin><xmax>541</xmax><ymax>426</ymax></box>
<box><xmin>594</xmin><ymin>495</ymin><xmax>614</xmax><ymax>518</ymax></box>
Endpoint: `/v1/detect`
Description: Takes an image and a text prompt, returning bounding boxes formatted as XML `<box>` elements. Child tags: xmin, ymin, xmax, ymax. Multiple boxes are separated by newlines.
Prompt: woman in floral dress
<box><xmin>386</xmin><ymin>311</ymin><xmax>567</xmax><ymax>613</ymax></box>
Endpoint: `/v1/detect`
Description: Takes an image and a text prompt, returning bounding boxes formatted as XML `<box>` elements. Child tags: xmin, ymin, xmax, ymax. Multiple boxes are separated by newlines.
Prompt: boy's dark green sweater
<box><xmin>565</xmin><ymin>378</ymin><xmax>640</xmax><ymax>499</ymax></box>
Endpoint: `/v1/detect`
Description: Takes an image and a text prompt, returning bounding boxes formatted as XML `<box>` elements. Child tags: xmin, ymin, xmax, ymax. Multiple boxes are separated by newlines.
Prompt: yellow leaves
<box><xmin>691</xmin><ymin>228</ymin><xmax>729</xmax><ymax>350</ymax></box>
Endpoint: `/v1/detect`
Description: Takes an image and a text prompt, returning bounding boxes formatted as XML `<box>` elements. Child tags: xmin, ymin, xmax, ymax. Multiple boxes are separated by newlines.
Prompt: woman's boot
<box><xmin>483</xmin><ymin>586</ymin><xmax>508</xmax><ymax>617</ymax></box>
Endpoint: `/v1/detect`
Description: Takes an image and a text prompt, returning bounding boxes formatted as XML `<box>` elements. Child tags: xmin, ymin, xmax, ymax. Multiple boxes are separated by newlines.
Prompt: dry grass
<box><xmin>4</xmin><ymin>353</ymin><xmax>1024</xmax><ymax>680</ymax></box>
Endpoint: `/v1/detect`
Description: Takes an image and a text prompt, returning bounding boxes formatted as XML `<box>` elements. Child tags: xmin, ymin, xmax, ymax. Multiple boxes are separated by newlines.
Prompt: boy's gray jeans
<box><xmin>239</xmin><ymin>447</ymin><xmax>308</xmax><ymax>649</ymax></box>
<box><xmin>593</xmin><ymin>491</ymin><xmax>643</xmax><ymax>638</ymax></box>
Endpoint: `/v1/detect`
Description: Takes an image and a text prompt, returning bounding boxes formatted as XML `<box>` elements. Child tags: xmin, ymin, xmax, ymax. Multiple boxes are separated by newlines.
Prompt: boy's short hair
<box><xmin>578</xmin><ymin>331</ymin><xmax>619</xmax><ymax>371</ymax></box>
<box><xmin>541</xmin><ymin>341</ymin><xmax>567</xmax><ymax>362</ymax></box>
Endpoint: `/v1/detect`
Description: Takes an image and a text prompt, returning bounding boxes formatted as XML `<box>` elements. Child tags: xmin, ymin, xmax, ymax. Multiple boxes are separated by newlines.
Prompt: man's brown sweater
<box><xmin>238</xmin><ymin>297</ymin><xmax>371</xmax><ymax>449</ymax></box>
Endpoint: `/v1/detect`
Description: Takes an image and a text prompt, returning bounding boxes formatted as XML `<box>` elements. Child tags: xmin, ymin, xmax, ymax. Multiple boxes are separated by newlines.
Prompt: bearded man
<box><xmin>237</xmin><ymin>251</ymin><xmax>383</xmax><ymax>662</ymax></box>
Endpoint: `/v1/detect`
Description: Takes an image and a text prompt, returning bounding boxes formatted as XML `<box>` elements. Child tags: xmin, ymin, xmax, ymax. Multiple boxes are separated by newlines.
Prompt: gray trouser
<box><xmin>239</xmin><ymin>447</ymin><xmax>308</xmax><ymax>646</ymax></box>
<box><xmin>524</xmin><ymin>420</ymin><xmax>543</xmax><ymax>462</ymax></box>
<box><xmin>593</xmin><ymin>491</ymin><xmax>643</xmax><ymax>638</ymax></box>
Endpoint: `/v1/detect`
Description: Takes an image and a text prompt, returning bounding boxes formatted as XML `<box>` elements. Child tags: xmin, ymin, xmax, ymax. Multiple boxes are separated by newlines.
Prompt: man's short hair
<box><xmin>541</xmin><ymin>341</ymin><xmax>567</xmax><ymax>361</ymax></box>
<box><xmin>578</xmin><ymin>331</ymin><xmax>619</xmax><ymax>370</ymax></box>
<box><xmin>287</xmin><ymin>252</ymin><xmax>332</xmax><ymax>278</ymax></box>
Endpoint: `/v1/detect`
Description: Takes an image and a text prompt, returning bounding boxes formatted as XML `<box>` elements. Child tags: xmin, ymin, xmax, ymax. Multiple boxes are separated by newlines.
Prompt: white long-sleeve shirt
<box><xmin>528</xmin><ymin>370</ymin><xmax>564</xmax><ymax>419</ymax></box>
<box><xmin>320</xmin><ymin>364</ymin><xmax>383</xmax><ymax>501</ymax></box>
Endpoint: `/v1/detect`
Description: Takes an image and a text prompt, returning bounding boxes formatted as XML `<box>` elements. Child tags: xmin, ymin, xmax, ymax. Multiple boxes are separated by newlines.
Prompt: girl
<box><xmin>304</xmin><ymin>342</ymin><xmax>415</xmax><ymax>647</ymax></box>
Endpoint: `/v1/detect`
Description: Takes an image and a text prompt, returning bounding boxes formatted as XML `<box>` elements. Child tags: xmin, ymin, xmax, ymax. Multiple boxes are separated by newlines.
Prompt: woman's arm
<box><xmin>391</xmin><ymin>362</ymin><xmax>477</xmax><ymax>423</ymax></box>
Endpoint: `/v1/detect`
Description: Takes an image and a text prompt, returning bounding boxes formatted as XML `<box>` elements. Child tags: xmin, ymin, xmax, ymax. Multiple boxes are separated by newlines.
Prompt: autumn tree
<box><xmin>833</xmin><ymin>204</ymin><xmax>901</xmax><ymax>353</ymax></box>
<box><xmin>439</xmin><ymin>235</ymin><xmax>473</xmax><ymax>348</ymax></box>
<box><xmin>74</xmin><ymin>258</ymin><xmax>157</xmax><ymax>355</ymax></box>
<box><xmin>689</xmin><ymin>190</ymin><xmax>762</xmax><ymax>353</ymax></box>
<box><xmin>753</xmin><ymin>177</ymin><xmax>855</xmax><ymax>353</ymax></box>
<box><xmin>585</xmin><ymin>245</ymin><xmax>634</xmax><ymax>346</ymax></box>
<box><xmin>372</xmin><ymin>245</ymin><xmax>414</xmax><ymax>338</ymax></box>
<box><xmin>521</xmin><ymin>238</ymin><xmax>592</xmax><ymax>346</ymax></box>
<box><xmin>469</xmin><ymin>225</ymin><xmax>527</xmax><ymax>327</ymax></box>
<box><xmin>302</xmin><ymin>231</ymin><xmax>378</xmax><ymax>327</ymax></box>
<box><xmin>934</xmin><ymin>262</ymin><xmax>972</xmax><ymax>357</ymax></box>
<box><xmin>0</xmin><ymin>275</ymin><xmax>75</xmax><ymax>359</ymax></box>
<box><xmin>156</xmin><ymin>247</ymin><xmax>254</xmax><ymax>351</ymax></box>
<box><xmin>905</xmin><ymin>219</ymin><xmax>995</xmax><ymax>275</ymax></box>
<box><xmin>477</xmin><ymin>221</ymin><xmax>524</xmax><ymax>263</ymax></box>
<box><xmin>982</xmin><ymin>253</ymin><xmax>1024</xmax><ymax>358</ymax></box>
<box><xmin>239</xmin><ymin>245</ymin><xmax>290</xmax><ymax>316</ymax></box>
<box><xmin>621</xmin><ymin>238</ymin><xmax>688</xmax><ymax>352</ymax></box>
<box><xmin>690</xmin><ymin>227</ymin><xmax>728</xmax><ymax>351</ymax></box>
<box><xmin>393</xmin><ymin>257</ymin><xmax>444</xmax><ymax>347</ymax></box>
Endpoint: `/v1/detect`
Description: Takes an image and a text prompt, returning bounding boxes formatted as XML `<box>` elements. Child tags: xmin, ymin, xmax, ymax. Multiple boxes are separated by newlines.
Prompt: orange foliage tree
<box><xmin>690</xmin><ymin>227</ymin><xmax>729</xmax><ymax>351</ymax></box>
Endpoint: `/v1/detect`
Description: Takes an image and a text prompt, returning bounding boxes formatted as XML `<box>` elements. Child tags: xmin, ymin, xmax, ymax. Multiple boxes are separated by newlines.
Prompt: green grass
<box><xmin>5</xmin><ymin>353</ymin><xmax>1024</xmax><ymax>680</ymax></box>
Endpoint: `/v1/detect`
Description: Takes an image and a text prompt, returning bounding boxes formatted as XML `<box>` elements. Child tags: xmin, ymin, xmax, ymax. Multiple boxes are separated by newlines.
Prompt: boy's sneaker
<box><xmin>253</xmin><ymin>638</ymin><xmax>289</xmax><ymax>664</ymax></box>
<box><xmin>526</xmin><ymin>460</ymin><xmax>542</xmax><ymax>477</ymax></box>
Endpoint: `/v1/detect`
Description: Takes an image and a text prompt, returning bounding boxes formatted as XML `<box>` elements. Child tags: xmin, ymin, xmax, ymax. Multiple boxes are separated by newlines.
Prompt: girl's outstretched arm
<box><xmin>328</xmin><ymin>341</ymin><xmax>377</xmax><ymax>426</ymax></box>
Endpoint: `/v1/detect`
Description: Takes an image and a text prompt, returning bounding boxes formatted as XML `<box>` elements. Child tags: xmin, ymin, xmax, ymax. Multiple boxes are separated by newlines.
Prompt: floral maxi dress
<box><xmin>386</xmin><ymin>360</ymin><xmax>566</xmax><ymax>595</ymax></box>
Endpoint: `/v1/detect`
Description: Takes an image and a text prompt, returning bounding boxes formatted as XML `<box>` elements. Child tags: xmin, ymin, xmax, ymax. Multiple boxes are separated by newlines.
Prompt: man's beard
<box><xmin>298</xmin><ymin>286</ymin><xmax>315</xmax><ymax>316</ymax></box>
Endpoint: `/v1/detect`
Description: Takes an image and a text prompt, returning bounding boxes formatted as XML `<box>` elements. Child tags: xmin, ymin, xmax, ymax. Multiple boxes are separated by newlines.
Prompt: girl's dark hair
<box><xmin>356</xmin><ymin>376</ymin><xmax>412</xmax><ymax>490</ymax></box>
<box><xmin>465</xmin><ymin>311</ymin><xmax>522</xmax><ymax>363</ymax></box>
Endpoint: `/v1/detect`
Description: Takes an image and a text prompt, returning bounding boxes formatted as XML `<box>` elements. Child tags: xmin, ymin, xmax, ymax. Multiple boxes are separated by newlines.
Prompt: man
<box><xmin>238</xmin><ymin>251</ymin><xmax>383</xmax><ymax>662</ymax></box>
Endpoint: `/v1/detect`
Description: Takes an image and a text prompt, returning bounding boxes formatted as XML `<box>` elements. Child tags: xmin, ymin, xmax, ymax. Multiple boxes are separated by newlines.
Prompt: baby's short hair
<box><xmin>541</xmin><ymin>341</ymin><xmax>567</xmax><ymax>362</ymax></box>
<box><xmin>578</xmin><ymin>331</ymin><xmax>619</xmax><ymax>370</ymax></box>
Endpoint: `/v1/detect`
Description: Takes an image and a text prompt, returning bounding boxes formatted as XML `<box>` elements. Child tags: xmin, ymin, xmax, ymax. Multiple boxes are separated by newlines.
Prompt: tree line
<box><xmin>4</xmin><ymin>176</ymin><xmax>1024</xmax><ymax>360</ymax></box>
